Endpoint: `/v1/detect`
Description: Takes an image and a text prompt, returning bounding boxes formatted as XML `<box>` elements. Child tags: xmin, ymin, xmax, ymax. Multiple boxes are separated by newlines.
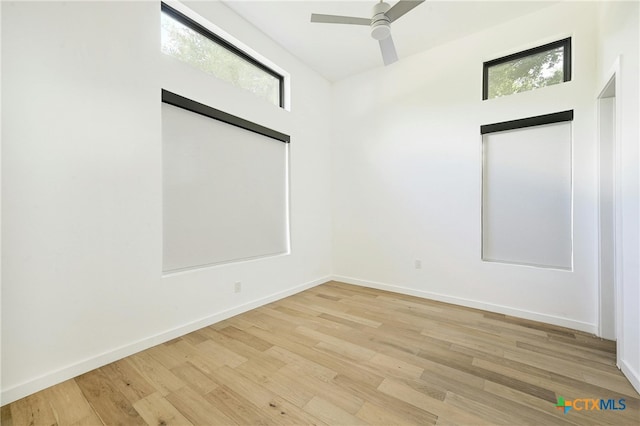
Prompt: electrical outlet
<box><xmin>414</xmin><ymin>259</ymin><xmax>422</xmax><ymax>269</ymax></box>
<box><xmin>234</xmin><ymin>281</ymin><xmax>242</xmax><ymax>293</ymax></box>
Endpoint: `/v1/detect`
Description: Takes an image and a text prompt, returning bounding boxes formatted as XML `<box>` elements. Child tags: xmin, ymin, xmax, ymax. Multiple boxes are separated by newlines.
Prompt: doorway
<box><xmin>597</xmin><ymin>73</ymin><xmax>619</xmax><ymax>348</ymax></box>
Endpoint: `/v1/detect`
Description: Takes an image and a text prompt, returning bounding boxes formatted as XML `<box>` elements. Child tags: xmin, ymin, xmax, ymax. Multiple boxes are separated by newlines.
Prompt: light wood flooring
<box><xmin>2</xmin><ymin>281</ymin><xmax>639</xmax><ymax>425</ymax></box>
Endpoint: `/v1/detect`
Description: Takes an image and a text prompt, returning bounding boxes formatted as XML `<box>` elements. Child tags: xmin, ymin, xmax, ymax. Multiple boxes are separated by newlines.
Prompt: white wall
<box><xmin>596</xmin><ymin>0</ymin><xmax>640</xmax><ymax>393</ymax></box>
<box><xmin>332</xmin><ymin>2</ymin><xmax>601</xmax><ymax>331</ymax></box>
<box><xmin>1</xmin><ymin>1</ymin><xmax>332</xmax><ymax>404</ymax></box>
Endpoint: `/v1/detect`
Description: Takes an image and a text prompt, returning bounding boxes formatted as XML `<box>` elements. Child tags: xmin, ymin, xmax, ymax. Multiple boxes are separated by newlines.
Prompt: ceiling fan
<box><xmin>310</xmin><ymin>0</ymin><xmax>425</xmax><ymax>66</ymax></box>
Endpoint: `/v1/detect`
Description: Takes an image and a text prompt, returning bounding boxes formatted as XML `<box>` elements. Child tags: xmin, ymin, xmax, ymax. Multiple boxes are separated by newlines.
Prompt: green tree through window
<box><xmin>161</xmin><ymin>10</ymin><xmax>281</xmax><ymax>106</ymax></box>
<box><xmin>484</xmin><ymin>39</ymin><xmax>570</xmax><ymax>100</ymax></box>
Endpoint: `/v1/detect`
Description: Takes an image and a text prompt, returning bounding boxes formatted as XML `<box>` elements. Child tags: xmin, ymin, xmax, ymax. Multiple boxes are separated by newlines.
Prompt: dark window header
<box><xmin>481</xmin><ymin>110</ymin><xmax>574</xmax><ymax>135</ymax></box>
<box><xmin>162</xmin><ymin>89</ymin><xmax>290</xmax><ymax>143</ymax></box>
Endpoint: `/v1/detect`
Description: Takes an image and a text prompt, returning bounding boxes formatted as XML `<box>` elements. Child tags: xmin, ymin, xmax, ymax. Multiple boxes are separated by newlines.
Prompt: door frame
<box><xmin>596</xmin><ymin>57</ymin><xmax>622</xmax><ymax>365</ymax></box>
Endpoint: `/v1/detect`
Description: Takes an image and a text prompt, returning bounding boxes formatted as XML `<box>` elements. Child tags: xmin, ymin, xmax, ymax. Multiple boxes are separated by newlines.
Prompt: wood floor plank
<box><xmin>583</xmin><ymin>371</ymin><xmax>640</xmax><ymax>397</ymax></box>
<box><xmin>421</xmin><ymin>325</ymin><xmax>508</xmax><ymax>358</ymax></box>
<box><xmin>298</xmin><ymin>298</ymin><xmax>383</xmax><ymax>328</ymax></box>
<box><xmin>145</xmin><ymin>343</ymin><xmax>187</xmax><ymax>370</ymax></box>
<box><xmin>4</xmin><ymin>281</ymin><xmax>639</xmax><ymax>425</ymax></box>
<box><xmin>265</xmin><ymin>345</ymin><xmax>338</xmax><ymax>381</ymax></box>
<box><xmin>169</xmin><ymin>362</ymin><xmax>219</xmax><ymax>395</ymax></box>
<box><xmin>205</xmin><ymin>365</ymin><xmax>274</xmax><ymax>408</ymax></box>
<box><xmin>1</xmin><ymin>404</ymin><xmax>13</xmax><ymax>426</ymax></box>
<box><xmin>378</xmin><ymin>378</ymin><xmax>493</xmax><ymax>425</ymax></box>
<box><xmin>42</xmin><ymin>379</ymin><xmax>96</xmax><ymax>425</ymax></box>
<box><xmin>444</xmin><ymin>391</ymin><xmax>531</xmax><ymax>425</ymax></box>
<box><xmin>206</xmin><ymin>365</ymin><xmax>322</xmax><ymax>425</ymax></box>
<box><xmin>164</xmin><ymin>339</ymin><xmax>225</xmax><ymax>375</ymax></box>
<box><xmin>443</xmin><ymin>378</ymin><xmax>573</xmax><ymax>426</ymax></box>
<box><xmin>259</xmin><ymin>370</ymin><xmax>316</xmax><ymax>408</ymax></box>
<box><xmin>472</xmin><ymin>353</ymin><xmax>640</xmax><ymax>413</ymax></box>
<box><xmin>75</xmin><ymin>369</ymin><xmax>146</xmax><ymax>425</ymax></box>
<box><xmin>100</xmin><ymin>359</ymin><xmax>157</xmax><ymax>404</ymax></box>
<box><xmin>303</xmin><ymin>396</ymin><xmax>368</xmax><ymax>426</ymax></box>
<box><xmin>196</xmin><ymin>326</ymin><xmax>271</xmax><ymax>361</ymax></box>
<box><xmin>241</xmin><ymin>310</ymin><xmax>299</xmax><ymax>334</ymax></box>
<box><xmin>334</xmin><ymin>373</ymin><xmax>439</xmax><ymax>425</ymax></box>
<box><xmin>244</xmin><ymin>322</ymin><xmax>386</xmax><ymax>389</ymax></box>
<box><xmin>232</xmin><ymin>353</ymin><xmax>287</xmax><ymax>385</ymax></box>
<box><xmin>68</xmin><ymin>411</ymin><xmax>105</xmax><ymax>426</ymax></box>
<box><xmin>203</xmin><ymin>384</ymin><xmax>281</xmax><ymax>426</ymax></box>
<box><xmin>217</xmin><ymin>326</ymin><xmax>274</xmax><ymax>352</ymax></box>
<box><xmin>126</xmin><ymin>351</ymin><xmax>185</xmax><ymax>397</ymax></box>
<box><xmin>132</xmin><ymin>392</ymin><xmax>193</xmax><ymax>426</ymax></box>
<box><xmin>296</xmin><ymin>325</ymin><xmax>377</xmax><ymax>361</ymax></box>
<box><xmin>419</xmin><ymin>368</ymin><xmax>484</xmax><ymax>399</ymax></box>
<box><xmin>164</xmin><ymin>386</ymin><xmax>233</xmax><ymax>425</ymax></box>
<box><xmin>194</xmin><ymin>337</ymin><xmax>248</xmax><ymax>368</ymax></box>
<box><xmin>8</xmin><ymin>390</ymin><xmax>58</xmax><ymax>426</ymax></box>
<box><xmin>367</xmin><ymin>352</ymin><xmax>424</xmax><ymax>379</ymax></box>
<box><xmin>513</xmin><ymin>340</ymin><xmax>622</xmax><ymax>373</ymax></box>
<box><xmin>315</xmin><ymin>293</ymin><xmax>342</xmax><ymax>302</ymax></box>
<box><xmin>504</xmin><ymin>348</ymin><xmax>589</xmax><ymax>381</ymax></box>
<box><xmin>177</xmin><ymin>330</ymin><xmax>208</xmax><ymax>347</ymax></box>
<box><xmin>278</xmin><ymin>364</ymin><xmax>366</xmax><ymax>415</ymax></box>
<box><xmin>419</xmin><ymin>349</ymin><xmax>557</xmax><ymax>402</ymax></box>
<box><xmin>309</xmin><ymin>316</ymin><xmax>426</xmax><ymax>357</ymax></box>
<box><xmin>482</xmin><ymin>381</ymin><xmax>604</xmax><ymax>426</ymax></box>
<box><xmin>256</xmin><ymin>307</ymin><xmax>332</xmax><ymax>345</ymax></box>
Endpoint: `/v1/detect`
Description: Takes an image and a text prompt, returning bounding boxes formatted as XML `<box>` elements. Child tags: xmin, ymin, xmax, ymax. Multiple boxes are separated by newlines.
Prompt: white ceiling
<box><xmin>224</xmin><ymin>0</ymin><xmax>559</xmax><ymax>82</ymax></box>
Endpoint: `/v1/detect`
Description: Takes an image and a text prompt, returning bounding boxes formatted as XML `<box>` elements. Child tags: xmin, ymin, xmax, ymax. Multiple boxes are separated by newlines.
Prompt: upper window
<box><xmin>483</xmin><ymin>38</ymin><xmax>571</xmax><ymax>100</ymax></box>
<box><xmin>161</xmin><ymin>3</ymin><xmax>284</xmax><ymax>108</ymax></box>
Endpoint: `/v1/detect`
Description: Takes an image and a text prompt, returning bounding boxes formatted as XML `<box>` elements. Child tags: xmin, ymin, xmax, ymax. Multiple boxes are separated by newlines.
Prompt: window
<box><xmin>161</xmin><ymin>3</ymin><xmax>284</xmax><ymax>107</ymax></box>
<box><xmin>162</xmin><ymin>90</ymin><xmax>290</xmax><ymax>273</ymax></box>
<box><xmin>481</xmin><ymin>111</ymin><xmax>573</xmax><ymax>269</ymax></box>
<box><xmin>483</xmin><ymin>38</ymin><xmax>571</xmax><ymax>100</ymax></box>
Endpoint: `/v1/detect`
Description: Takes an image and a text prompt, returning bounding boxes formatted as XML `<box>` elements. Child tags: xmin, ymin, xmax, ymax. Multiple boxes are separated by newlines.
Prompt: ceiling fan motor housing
<box><xmin>370</xmin><ymin>2</ymin><xmax>391</xmax><ymax>40</ymax></box>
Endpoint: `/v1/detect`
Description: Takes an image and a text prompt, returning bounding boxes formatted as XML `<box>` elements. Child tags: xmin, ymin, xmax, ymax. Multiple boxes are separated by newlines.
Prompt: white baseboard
<box><xmin>1</xmin><ymin>275</ymin><xmax>330</xmax><ymax>405</ymax></box>
<box><xmin>332</xmin><ymin>275</ymin><xmax>598</xmax><ymax>334</ymax></box>
<box><xmin>620</xmin><ymin>358</ymin><xmax>640</xmax><ymax>396</ymax></box>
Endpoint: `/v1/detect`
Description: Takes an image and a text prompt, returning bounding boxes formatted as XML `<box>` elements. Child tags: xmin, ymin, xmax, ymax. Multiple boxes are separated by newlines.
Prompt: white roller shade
<box><xmin>482</xmin><ymin>121</ymin><xmax>572</xmax><ymax>269</ymax></box>
<box><xmin>162</xmin><ymin>102</ymin><xmax>289</xmax><ymax>273</ymax></box>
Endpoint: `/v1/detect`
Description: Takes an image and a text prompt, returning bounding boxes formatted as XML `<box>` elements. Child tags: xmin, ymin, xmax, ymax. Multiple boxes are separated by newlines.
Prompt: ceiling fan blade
<box><xmin>379</xmin><ymin>35</ymin><xmax>398</xmax><ymax>65</ymax></box>
<box><xmin>386</xmin><ymin>0</ymin><xmax>425</xmax><ymax>22</ymax></box>
<box><xmin>310</xmin><ymin>14</ymin><xmax>371</xmax><ymax>26</ymax></box>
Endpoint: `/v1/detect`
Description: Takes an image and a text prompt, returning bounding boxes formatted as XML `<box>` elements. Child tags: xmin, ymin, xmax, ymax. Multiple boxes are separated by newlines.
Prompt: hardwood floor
<box><xmin>3</xmin><ymin>281</ymin><xmax>639</xmax><ymax>425</ymax></box>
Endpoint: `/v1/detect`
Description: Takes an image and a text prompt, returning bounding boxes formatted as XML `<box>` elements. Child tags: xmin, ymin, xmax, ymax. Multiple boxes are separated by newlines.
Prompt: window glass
<box><xmin>161</xmin><ymin>5</ymin><xmax>282</xmax><ymax>107</ymax></box>
<box><xmin>484</xmin><ymin>39</ymin><xmax>570</xmax><ymax>100</ymax></box>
